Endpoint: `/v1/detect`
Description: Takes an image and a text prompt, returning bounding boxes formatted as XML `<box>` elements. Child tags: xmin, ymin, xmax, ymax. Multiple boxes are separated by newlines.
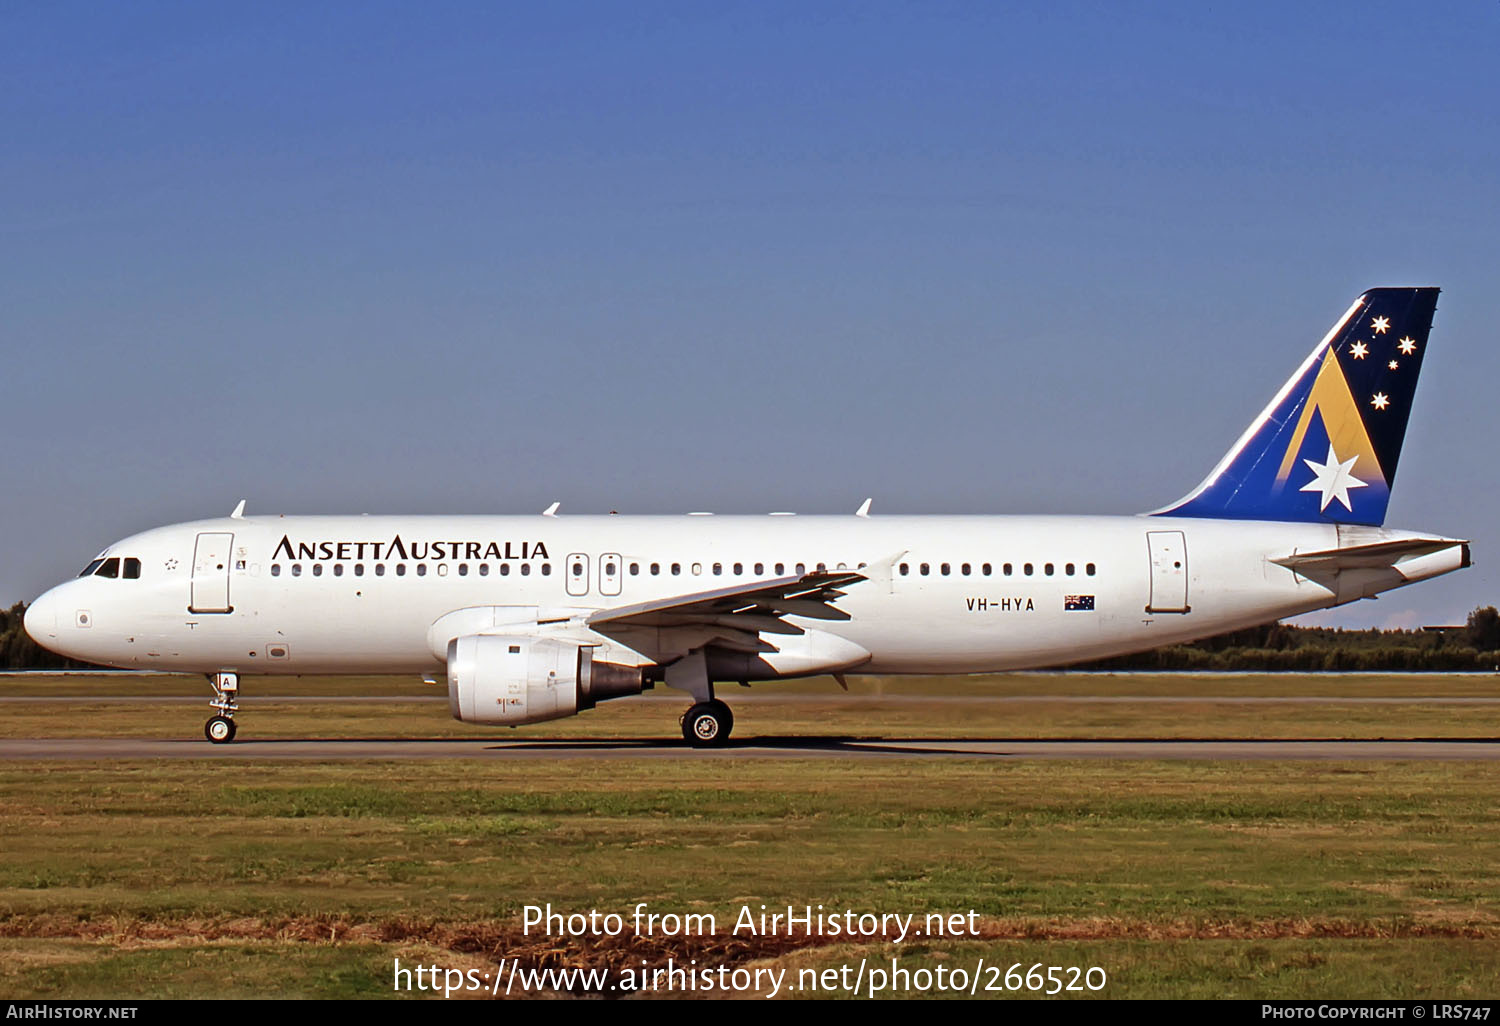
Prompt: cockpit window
<box><xmin>94</xmin><ymin>558</ymin><xmax>120</xmax><ymax>578</ymax></box>
<box><xmin>79</xmin><ymin>559</ymin><xmax>105</xmax><ymax>578</ymax></box>
<box><xmin>123</xmin><ymin>558</ymin><xmax>141</xmax><ymax>580</ymax></box>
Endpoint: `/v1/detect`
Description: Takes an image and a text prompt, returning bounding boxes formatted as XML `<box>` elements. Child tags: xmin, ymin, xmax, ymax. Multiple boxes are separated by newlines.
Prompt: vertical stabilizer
<box><xmin>1153</xmin><ymin>287</ymin><xmax>1439</xmax><ymax>526</ymax></box>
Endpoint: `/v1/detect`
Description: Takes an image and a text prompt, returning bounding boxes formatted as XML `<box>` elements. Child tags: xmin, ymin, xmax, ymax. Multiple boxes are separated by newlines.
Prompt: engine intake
<box><xmin>446</xmin><ymin>635</ymin><xmax>646</xmax><ymax>725</ymax></box>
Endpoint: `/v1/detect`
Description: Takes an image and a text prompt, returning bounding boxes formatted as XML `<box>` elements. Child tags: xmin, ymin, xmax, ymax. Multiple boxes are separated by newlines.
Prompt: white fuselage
<box><xmin>22</xmin><ymin>512</ymin><xmax>1465</xmax><ymax>680</ymax></box>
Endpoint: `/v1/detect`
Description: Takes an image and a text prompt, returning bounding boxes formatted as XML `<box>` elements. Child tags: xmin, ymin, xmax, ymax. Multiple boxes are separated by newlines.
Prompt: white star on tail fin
<box><xmin>1299</xmin><ymin>443</ymin><xmax>1368</xmax><ymax>512</ymax></box>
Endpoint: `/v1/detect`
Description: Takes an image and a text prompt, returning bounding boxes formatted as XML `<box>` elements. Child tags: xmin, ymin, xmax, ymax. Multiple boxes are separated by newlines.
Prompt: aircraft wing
<box><xmin>585</xmin><ymin>569</ymin><xmax>868</xmax><ymax>655</ymax></box>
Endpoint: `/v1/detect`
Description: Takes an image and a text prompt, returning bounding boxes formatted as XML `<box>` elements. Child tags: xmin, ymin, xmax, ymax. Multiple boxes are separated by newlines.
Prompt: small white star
<box><xmin>1398</xmin><ymin>336</ymin><xmax>1417</xmax><ymax>355</ymax></box>
<box><xmin>1372</xmin><ymin>316</ymin><xmax>1390</xmax><ymax>334</ymax></box>
<box><xmin>1300</xmin><ymin>443</ymin><xmax>1368</xmax><ymax>512</ymax></box>
<box><xmin>1371</xmin><ymin>392</ymin><xmax>1390</xmax><ymax>410</ymax></box>
<box><xmin>1388</xmin><ymin>360</ymin><xmax>1399</xmax><ymax>370</ymax></box>
<box><xmin>1349</xmin><ymin>341</ymin><xmax>1369</xmax><ymax>359</ymax></box>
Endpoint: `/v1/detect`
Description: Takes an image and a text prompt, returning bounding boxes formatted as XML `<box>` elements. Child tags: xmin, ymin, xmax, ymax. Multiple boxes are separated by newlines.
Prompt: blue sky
<box><xmin>4</xmin><ymin>2</ymin><xmax>1496</xmax><ymax>628</ymax></box>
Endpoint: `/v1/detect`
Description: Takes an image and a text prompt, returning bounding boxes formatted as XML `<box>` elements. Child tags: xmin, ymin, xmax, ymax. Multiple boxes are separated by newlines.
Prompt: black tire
<box><xmin>682</xmin><ymin>702</ymin><xmax>732</xmax><ymax>748</ymax></box>
<box><xmin>205</xmin><ymin>716</ymin><xmax>236</xmax><ymax>744</ymax></box>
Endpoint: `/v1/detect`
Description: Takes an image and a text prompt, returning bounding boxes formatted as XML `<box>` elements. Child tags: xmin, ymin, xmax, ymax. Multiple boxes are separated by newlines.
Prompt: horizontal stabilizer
<box><xmin>1272</xmin><ymin>537</ymin><xmax>1469</xmax><ymax>572</ymax></box>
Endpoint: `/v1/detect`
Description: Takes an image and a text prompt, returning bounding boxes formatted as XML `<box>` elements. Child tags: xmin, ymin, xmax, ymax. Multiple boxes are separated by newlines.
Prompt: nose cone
<box><xmin>24</xmin><ymin>589</ymin><xmax>58</xmax><ymax>644</ymax></box>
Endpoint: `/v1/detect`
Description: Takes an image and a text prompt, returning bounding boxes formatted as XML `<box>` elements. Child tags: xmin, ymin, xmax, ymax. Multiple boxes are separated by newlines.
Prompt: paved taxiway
<box><xmin>0</xmin><ymin>737</ymin><xmax>1494</xmax><ymax>760</ymax></box>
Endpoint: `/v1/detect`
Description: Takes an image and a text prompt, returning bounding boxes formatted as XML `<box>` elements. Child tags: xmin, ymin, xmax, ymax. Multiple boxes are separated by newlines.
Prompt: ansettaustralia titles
<box><xmin>524</xmin><ymin>903</ymin><xmax>980</xmax><ymax>944</ymax></box>
<box><xmin>272</xmin><ymin>535</ymin><xmax>550</xmax><ymax>562</ymax></box>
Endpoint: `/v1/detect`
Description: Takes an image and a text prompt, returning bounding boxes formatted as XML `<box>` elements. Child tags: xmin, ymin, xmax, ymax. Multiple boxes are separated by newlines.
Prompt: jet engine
<box><xmin>446</xmin><ymin>635</ymin><xmax>647</xmax><ymax>725</ymax></box>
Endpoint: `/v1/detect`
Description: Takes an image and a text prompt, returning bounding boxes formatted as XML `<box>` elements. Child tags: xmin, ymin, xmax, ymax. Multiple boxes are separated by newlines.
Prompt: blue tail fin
<box><xmin>1153</xmin><ymin>287</ymin><xmax>1439</xmax><ymax>527</ymax></box>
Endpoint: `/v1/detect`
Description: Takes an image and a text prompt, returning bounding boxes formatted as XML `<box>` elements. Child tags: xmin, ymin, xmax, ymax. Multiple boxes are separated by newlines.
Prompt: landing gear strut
<box><xmin>204</xmin><ymin>672</ymin><xmax>239</xmax><ymax>744</ymax></box>
<box><xmin>665</xmin><ymin>651</ymin><xmax>735</xmax><ymax>748</ymax></box>
<box><xmin>681</xmin><ymin>700</ymin><xmax>734</xmax><ymax>748</ymax></box>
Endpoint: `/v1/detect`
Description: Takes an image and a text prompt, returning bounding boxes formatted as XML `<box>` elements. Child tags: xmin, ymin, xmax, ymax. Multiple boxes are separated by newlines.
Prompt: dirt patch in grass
<box><xmin>0</xmin><ymin>912</ymin><xmax>1488</xmax><ymax>997</ymax></box>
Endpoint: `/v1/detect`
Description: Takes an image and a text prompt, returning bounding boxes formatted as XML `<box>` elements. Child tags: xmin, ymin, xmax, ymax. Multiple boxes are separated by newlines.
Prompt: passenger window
<box><xmin>541</xmin><ymin>564</ymin><xmax>551</xmax><ymax>576</ymax></box>
<box><xmin>940</xmin><ymin>563</ymin><xmax>951</xmax><ymax>575</ymax></box>
<box><xmin>1086</xmin><ymin>563</ymin><xmax>1097</xmax><ymax>576</ymax></box>
<box><xmin>1065</xmin><ymin>563</ymin><xmax>1075</xmax><ymax>576</ymax></box>
<box><xmin>795</xmin><ymin>563</ymin><xmax>806</xmax><ymax>575</ymax></box>
<box><xmin>775</xmin><ymin>563</ymin><xmax>785</xmax><ymax>575</ymax></box>
<box><xmin>692</xmin><ymin>563</ymin><xmax>702</xmax><ymax>576</ymax></box>
<box><xmin>313</xmin><ymin>564</ymin><xmax>323</xmax><ymax>577</ymax></box>
<box><xmin>982</xmin><ymin>563</ymin><xmax>992</xmax><ymax>576</ymax></box>
<box><xmin>899</xmin><ymin>563</ymin><xmax>909</xmax><ymax>576</ymax></box>
<box><xmin>754</xmin><ymin>562</ymin><xmax>764</xmax><ymax>575</ymax></box>
<box><xmin>651</xmin><ymin>563</ymin><xmax>661</xmax><ymax>576</ymax></box>
<box><xmin>713</xmin><ymin>563</ymin><xmax>722</xmax><ymax>576</ymax></box>
<box><xmin>334</xmin><ymin>564</ymin><xmax>344</xmax><ymax>577</ymax></box>
<box><xmin>920</xmin><ymin>563</ymin><xmax>930</xmax><ymax>576</ymax></box>
<box><xmin>95</xmin><ymin>558</ymin><xmax>120</xmax><ymax>578</ymax></box>
<box><xmin>458</xmin><ymin>564</ymin><xmax>468</xmax><ymax>576</ymax></box>
<box><xmin>521</xmin><ymin>564</ymin><xmax>532</xmax><ymax>576</ymax></box>
<box><xmin>817</xmin><ymin>562</ymin><xmax>827</xmax><ymax>572</ymax></box>
<box><xmin>961</xmin><ymin>563</ymin><xmax>971</xmax><ymax>575</ymax></box>
<box><xmin>1003</xmin><ymin>563</ymin><xmax>1013</xmax><ymax>576</ymax></box>
<box><xmin>416</xmin><ymin>564</ymin><xmax>427</xmax><ymax>577</ymax></box>
<box><xmin>396</xmin><ymin>564</ymin><xmax>407</xmax><ymax>576</ymax></box>
<box><xmin>377</xmin><ymin>564</ymin><xmax>388</xmax><ymax>576</ymax></box>
<box><xmin>629</xmin><ymin>563</ymin><xmax>639</xmax><ymax>575</ymax></box>
<box><xmin>478</xmin><ymin>564</ymin><xmax>488</xmax><ymax>576</ymax></box>
<box><xmin>355</xmin><ymin>563</ymin><xmax>366</xmax><ymax>577</ymax></box>
<box><xmin>1023</xmin><ymin>563</ymin><xmax>1033</xmax><ymax>576</ymax></box>
<box><xmin>292</xmin><ymin>564</ymin><xmax>303</xmax><ymax>577</ymax></box>
<box><xmin>672</xmin><ymin>563</ymin><xmax>681</xmax><ymax>576</ymax></box>
<box><xmin>572</xmin><ymin>561</ymin><xmax>583</xmax><ymax>577</ymax></box>
<box><xmin>271</xmin><ymin>564</ymin><xmax>282</xmax><ymax>577</ymax></box>
<box><xmin>733</xmin><ymin>562</ymin><xmax>743</xmax><ymax>575</ymax></box>
<box><xmin>499</xmin><ymin>564</ymin><xmax>509</xmax><ymax>576</ymax></box>
<box><xmin>1045</xmin><ymin>563</ymin><xmax>1054</xmax><ymax>576</ymax></box>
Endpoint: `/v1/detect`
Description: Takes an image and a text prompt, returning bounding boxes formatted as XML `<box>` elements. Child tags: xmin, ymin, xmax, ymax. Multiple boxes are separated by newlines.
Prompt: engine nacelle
<box><xmin>446</xmin><ymin>634</ymin><xmax>646</xmax><ymax>725</ymax></box>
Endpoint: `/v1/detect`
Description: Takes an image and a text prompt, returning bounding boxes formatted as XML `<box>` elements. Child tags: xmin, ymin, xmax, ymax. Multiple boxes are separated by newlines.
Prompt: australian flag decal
<box><xmin>1064</xmin><ymin>595</ymin><xmax>1095</xmax><ymax>611</ymax></box>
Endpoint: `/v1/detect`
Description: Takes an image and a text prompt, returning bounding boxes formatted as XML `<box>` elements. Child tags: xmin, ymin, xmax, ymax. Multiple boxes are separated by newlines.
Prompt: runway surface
<box><xmin>1</xmin><ymin>736</ymin><xmax>1495</xmax><ymax>760</ymax></box>
<box><xmin>6</xmin><ymin>694</ymin><xmax>1500</xmax><ymax>704</ymax></box>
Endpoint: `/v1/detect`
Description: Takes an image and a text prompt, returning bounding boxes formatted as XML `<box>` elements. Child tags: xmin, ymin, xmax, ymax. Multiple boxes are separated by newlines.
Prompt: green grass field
<box><xmin>3</xmin><ymin>671</ymin><xmax>1500</xmax><ymax>741</ymax></box>
<box><xmin>2</xmin><ymin>672</ymin><xmax>1499</xmax><ymax>999</ymax></box>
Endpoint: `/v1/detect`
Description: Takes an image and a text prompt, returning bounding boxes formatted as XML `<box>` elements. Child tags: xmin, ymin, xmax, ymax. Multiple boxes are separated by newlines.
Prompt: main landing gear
<box><xmin>204</xmin><ymin>672</ymin><xmax>239</xmax><ymax>744</ymax></box>
<box><xmin>665</xmin><ymin>651</ymin><xmax>735</xmax><ymax>749</ymax></box>
<box><xmin>680</xmin><ymin>700</ymin><xmax>734</xmax><ymax>748</ymax></box>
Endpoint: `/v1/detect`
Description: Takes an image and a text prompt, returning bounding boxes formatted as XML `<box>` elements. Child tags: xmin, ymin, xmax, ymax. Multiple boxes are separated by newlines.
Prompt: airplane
<box><xmin>24</xmin><ymin>287</ymin><xmax>1469</xmax><ymax>747</ymax></box>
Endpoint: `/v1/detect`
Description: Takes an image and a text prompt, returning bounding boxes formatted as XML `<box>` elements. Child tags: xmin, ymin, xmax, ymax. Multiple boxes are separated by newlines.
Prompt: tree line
<box><xmin>1070</xmin><ymin>605</ymin><xmax>1500</xmax><ymax>672</ymax></box>
<box><xmin>2</xmin><ymin>599</ymin><xmax>1498</xmax><ymax>673</ymax></box>
<box><xmin>0</xmin><ymin>603</ymin><xmax>91</xmax><ymax>670</ymax></box>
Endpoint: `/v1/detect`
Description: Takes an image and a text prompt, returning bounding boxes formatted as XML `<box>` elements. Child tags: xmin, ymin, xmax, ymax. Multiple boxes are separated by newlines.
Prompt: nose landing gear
<box><xmin>204</xmin><ymin>672</ymin><xmax>239</xmax><ymax>744</ymax></box>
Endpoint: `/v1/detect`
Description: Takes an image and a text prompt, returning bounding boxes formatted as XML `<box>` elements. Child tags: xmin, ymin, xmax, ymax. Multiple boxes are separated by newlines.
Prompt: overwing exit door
<box><xmin>1146</xmin><ymin>530</ymin><xmax>1190</xmax><ymax>613</ymax></box>
<box><xmin>599</xmin><ymin>553</ymin><xmax>622</xmax><ymax>596</ymax></box>
<box><xmin>190</xmin><ymin>532</ymin><xmax>234</xmax><ymax>613</ymax></box>
<box><xmin>566</xmin><ymin>553</ymin><xmax>590</xmax><ymax>596</ymax></box>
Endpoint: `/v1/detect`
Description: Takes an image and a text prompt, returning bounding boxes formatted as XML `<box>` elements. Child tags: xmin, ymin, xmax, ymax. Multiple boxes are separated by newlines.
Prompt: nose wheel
<box><xmin>681</xmin><ymin>700</ymin><xmax>733</xmax><ymax>748</ymax></box>
<box><xmin>204</xmin><ymin>672</ymin><xmax>240</xmax><ymax>744</ymax></box>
